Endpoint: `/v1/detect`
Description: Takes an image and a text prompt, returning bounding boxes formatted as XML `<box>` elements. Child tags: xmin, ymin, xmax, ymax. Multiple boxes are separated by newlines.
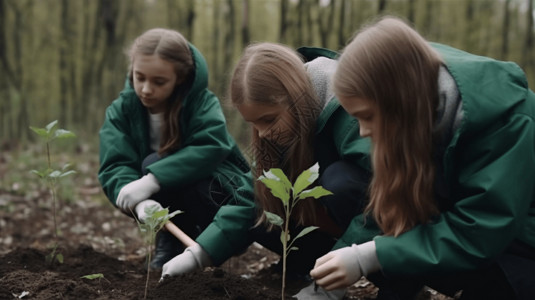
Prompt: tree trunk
<box><xmin>241</xmin><ymin>0</ymin><xmax>250</xmax><ymax>47</ymax></box>
<box><xmin>378</xmin><ymin>0</ymin><xmax>387</xmax><ymax>14</ymax></box>
<box><xmin>279</xmin><ymin>0</ymin><xmax>289</xmax><ymax>43</ymax></box>
<box><xmin>521</xmin><ymin>0</ymin><xmax>534</xmax><ymax>71</ymax></box>
<box><xmin>318</xmin><ymin>0</ymin><xmax>335</xmax><ymax>48</ymax></box>
<box><xmin>500</xmin><ymin>0</ymin><xmax>510</xmax><ymax>60</ymax></box>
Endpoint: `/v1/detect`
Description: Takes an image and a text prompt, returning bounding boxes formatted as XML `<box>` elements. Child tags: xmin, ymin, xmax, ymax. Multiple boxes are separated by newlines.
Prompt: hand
<box><xmin>134</xmin><ymin>199</ymin><xmax>163</xmax><ymax>223</ymax></box>
<box><xmin>160</xmin><ymin>244</ymin><xmax>212</xmax><ymax>281</ymax></box>
<box><xmin>310</xmin><ymin>241</ymin><xmax>380</xmax><ymax>291</ymax></box>
<box><xmin>293</xmin><ymin>282</ymin><xmax>346</xmax><ymax>300</ymax></box>
<box><xmin>116</xmin><ymin>173</ymin><xmax>160</xmax><ymax>213</ymax></box>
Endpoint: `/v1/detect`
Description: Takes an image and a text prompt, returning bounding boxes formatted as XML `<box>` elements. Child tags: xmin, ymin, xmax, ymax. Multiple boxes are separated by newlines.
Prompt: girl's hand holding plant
<box><xmin>116</xmin><ymin>173</ymin><xmax>160</xmax><ymax>213</ymax></box>
<box><xmin>160</xmin><ymin>244</ymin><xmax>212</xmax><ymax>281</ymax></box>
<box><xmin>135</xmin><ymin>199</ymin><xmax>163</xmax><ymax>223</ymax></box>
<box><xmin>310</xmin><ymin>241</ymin><xmax>380</xmax><ymax>290</ymax></box>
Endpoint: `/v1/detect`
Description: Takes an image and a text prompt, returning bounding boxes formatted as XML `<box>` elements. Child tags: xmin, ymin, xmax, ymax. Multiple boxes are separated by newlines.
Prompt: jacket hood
<box><xmin>297</xmin><ymin>47</ymin><xmax>342</xmax><ymax>134</ymax></box>
<box><xmin>185</xmin><ymin>43</ymin><xmax>209</xmax><ymax>104</ymax></box>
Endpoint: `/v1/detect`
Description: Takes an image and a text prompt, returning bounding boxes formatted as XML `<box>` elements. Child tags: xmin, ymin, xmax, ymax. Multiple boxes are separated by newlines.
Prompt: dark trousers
<box><xmin>369</xmin><ymin>237</ymin><xmax>535</xmax><ymax>300</ymax></box>
<box><xmin>250</xmin><ymin>160</ymin><xmax>371</xmax><ymax>276</ymax></box>
<box><xmin>142</xmin><ymin>153</ymin><xmax>228</xmax><ymax>239</ymax></box>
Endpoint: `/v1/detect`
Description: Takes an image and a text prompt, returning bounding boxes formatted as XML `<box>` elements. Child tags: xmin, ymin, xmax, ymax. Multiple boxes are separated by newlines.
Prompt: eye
<box><xmin>135</xmin><ymin>75</ymin><xmax>145</xmax><ymax>82</ymax></box>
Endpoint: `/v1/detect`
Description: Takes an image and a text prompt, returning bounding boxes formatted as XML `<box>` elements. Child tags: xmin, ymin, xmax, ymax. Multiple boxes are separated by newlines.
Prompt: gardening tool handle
<box><xmin>164</xmin><ymin>222</ymin><xmax>197</xmax><ymax>248</ymax></box>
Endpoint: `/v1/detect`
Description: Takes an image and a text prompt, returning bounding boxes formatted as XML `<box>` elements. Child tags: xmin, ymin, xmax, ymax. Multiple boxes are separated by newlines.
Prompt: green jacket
<box><xmin>98</xmin><ymin>44</ymin><xmax>255</xmax><ymax>263</ymax></box>
<box><xmin>335</xmin><ymin>43</ymin><xmax>535</xmax><ymax>277</ymax></box>
<box><xmin>298</xmin><ymin>47</ymin><xmax>372</xmax><ymax>175</ymax></box>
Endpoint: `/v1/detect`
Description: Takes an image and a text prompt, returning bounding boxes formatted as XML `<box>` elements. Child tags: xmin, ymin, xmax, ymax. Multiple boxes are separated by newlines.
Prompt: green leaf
<box><xmin>45</xmin><ymin>120</ymin><xmax>59</xmax><ymax>132</ymax></box>
<box><xmin>258</xmin><ymin>176</ymin><xmax>290</xmax><ymax>205</ymax></box>
<box><xmin>56</xmin><ymin>253</ymin><xmax>64</xmax><ymax>264</ymax></box>
<box><xmin>31</xmin><ymin>170</ymin><xmax>46</xmax><ymax>178</ymax></box>
<box><xmin>268</xmin><ymin>168</ymin><xmax>292</xmax><ymax>191</ymax></box>
<box><xmin>297</xmin><ymin>186</ymin><xmax>333</xmax><ymax>200</ymax></box>
<box><xmin>293</xmin><ymin>162</ymin><xmax>320</xmax><ymax>196</ymax></box>
<box><xmin>293</xmin><ymin>226</ymin><xmax>319</xmax><ymax>241</ymax></box>
<box><xmin>279</xmin><ymin>231</ymin><xmax>291</xmax><ymax>244</ymax></box>
<box><xmin>49</xmin><ymin>170</ymin><xmax>62</xmax><ymax>178</ymax></box>
<box><xmin>288</xmin><ymin>246</ymin><xmax>299</xmax><ymax>253</ymax></box>
<box><xmin>54</xmin><ymin>129</ymin><xmax>76</xmax><ymax>139</ymax></box>
<box><xmin>29</xmin><ymin>126</ymin><xmax>48</xmax><ymax>138</ymax></box>
<box><xmin>264</xmin><ymin>211</ymin><xmax>284</xmax><ymax>227</ymax></box>
<box><xmin>81</xmin><ymin>273</ymin><xmax>105</xmax><ymax>280</ymax></box>
<box><xmin>60</xmin><ymin>170</ymin><xmax>76</xmax><ymax>178</ymax></box>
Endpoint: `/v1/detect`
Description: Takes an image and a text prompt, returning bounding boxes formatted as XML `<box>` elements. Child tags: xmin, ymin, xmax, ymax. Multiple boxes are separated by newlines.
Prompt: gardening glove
<box><xmin>310</xmin><ymin>241</ymin><xmax>380</xmax><ymax>291</ymax></box>
<box><xmin>294</xmin><ymin>283</ymin><xmax>346</xmax><ymax>299</ymax></box>
<box><xmin>134</xmin><ymin>199</ymin><xmax>163</xmax><ymax>223</ymax></box>
<box><xmin>160</xmin><ymin>243</ymin><xmax>212</xmax><ymax>281</ymax></box>
<box><xmin>116</xmin><ymin>173</ymin><xmax>160</xmax><ymax>214</ymax></box>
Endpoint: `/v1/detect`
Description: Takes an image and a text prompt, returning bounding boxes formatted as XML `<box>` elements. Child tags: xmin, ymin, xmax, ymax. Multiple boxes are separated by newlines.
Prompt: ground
<box><xmin>0</xmin><ymin>147</ymin><xmax>454</xmax><ymax>300</ymax></box>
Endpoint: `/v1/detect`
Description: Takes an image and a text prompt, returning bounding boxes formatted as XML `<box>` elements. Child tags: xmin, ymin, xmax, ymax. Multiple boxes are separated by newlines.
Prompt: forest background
<box><xmin>1</xmin><ymin>0</ymin><xmax>534</xmax><ymax>198</ymax></box>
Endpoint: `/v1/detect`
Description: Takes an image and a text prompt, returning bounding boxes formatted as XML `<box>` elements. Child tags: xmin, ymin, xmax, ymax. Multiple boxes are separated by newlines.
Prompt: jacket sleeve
<box><xmin>98</xmin><ymin>99</ymin><xmax>144</xmax><ymax>205</ymax></box>
<box><xmin>374</xmin><ymin>112</ymin><xmax>535</xmax><ymax>276</ymax></box>
<box><xmin>146</xmin><ymin>90</ymin><xmax>233</xmax><ymax>189</ymax></box>
<box><xmin>195</xmin><ymin>172</ymin><xmax>256</xmax><ymax>265</ymax></box>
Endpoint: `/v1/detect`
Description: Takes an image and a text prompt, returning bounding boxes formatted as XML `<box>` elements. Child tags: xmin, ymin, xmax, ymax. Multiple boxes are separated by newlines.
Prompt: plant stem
<box><xmin>281</xmin><ymin>205</ymin><xmax>291</xmax><ymax>300</ymax></box>
<box><xmin>144</xmin><ymin>233</ymin><xmax>154</xmax><ymax>300</ymax></box>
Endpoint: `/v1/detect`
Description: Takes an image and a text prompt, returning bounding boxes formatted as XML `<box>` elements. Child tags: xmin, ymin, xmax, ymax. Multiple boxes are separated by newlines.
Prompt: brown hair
<box><xmin>230</xmin><ymin>42</ymin><xmax>322</xmax><ymax>227</ymax></box>
<box><xmin>334</xmin><ymin>16</ymin><xmax>443</xmax><ymax>236</ymax></box>
<box><xmin>128</xmin><ymin>28</ymin><xmax>194</xmax><ymax>155</ymax></box>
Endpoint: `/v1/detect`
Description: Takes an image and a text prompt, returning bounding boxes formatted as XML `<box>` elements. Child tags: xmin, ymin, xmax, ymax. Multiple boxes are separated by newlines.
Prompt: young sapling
<box><xmin>258</xmin><ymin>162</ymin><xmax>332</xmax><ymax>300</ymax></box>
<box><xmin>134</xmin><ymin>205</ymin><xmax>182</xmax><ymax>300</ymax></box>
<box><xmin>29</xmin><ymin>120</ymin><xmax>76</xmax><ymax>265</ymax></box>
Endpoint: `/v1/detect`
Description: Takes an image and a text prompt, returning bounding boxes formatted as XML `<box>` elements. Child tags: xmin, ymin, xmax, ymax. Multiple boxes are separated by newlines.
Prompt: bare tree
<box><xmin>242</xmin><ymin>0</ymin><xmax>250</xmax><ymax>46</ymax></box>
<box><xmin>280</xmin><ymin>0</ymin><xmax>289</xmax><ymax>43</ymax></box>
<box><xmin>318</xmin><ymin>0</ymin><xmax>336</xmax><ymax>48</ymax></box>
<box><xmin>521</xmin><ymin>0</ymin><xmax>533</xmax><ymax>71</ymax></box>
<box><xmin>500</xmin><ymin>0</ymin><xmax>511</xmax><ymax>60</ymax></box>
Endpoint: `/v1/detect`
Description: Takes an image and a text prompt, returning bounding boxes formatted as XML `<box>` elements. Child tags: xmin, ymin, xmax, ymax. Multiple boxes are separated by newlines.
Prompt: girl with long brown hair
<box><xmin>230</xmin><ymin>42</ymin><xmax>372</xmax><ymax>281</ymax></box>
<box><xmin>308</xmin><ymin>16</ymin><xmax>535</xmax><ymax>300</ymax></box>
<box><xmin>98</xmin><ymin>28</ymin><xmax>252</xmax><ymax>272</ymax></box>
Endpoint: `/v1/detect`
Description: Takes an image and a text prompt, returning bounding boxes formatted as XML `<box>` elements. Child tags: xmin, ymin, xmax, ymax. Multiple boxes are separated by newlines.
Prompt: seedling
<box><xmin>258</xmin><ymin>162</ymin><xmax>332</xmax><ymax>300</ymax></box>
<box><xmin>29</xmin><ymin>120</ymin><xmax>76</xmax><ymax>265</ymax></box>
<box><xmin>134</xmin><ymin>205</ymin><xmax>182</xmax><ymax>300</ymax></box>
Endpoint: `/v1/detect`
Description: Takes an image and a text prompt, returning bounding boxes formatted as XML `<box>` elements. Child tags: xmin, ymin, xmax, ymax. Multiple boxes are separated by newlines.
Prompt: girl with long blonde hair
<box><xmin>230</xmin><ymin>42</ymin><xmax>372</xmax><ymax>278</ymax></box>
<box><xmin>308</xmin><ymin>16</ymin><xmax>535</xmax><ymax>300</ymax></box>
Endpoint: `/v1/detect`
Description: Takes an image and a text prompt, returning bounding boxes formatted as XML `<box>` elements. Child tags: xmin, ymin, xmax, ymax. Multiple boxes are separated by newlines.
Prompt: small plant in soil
<box><xmin>29</xmin><ymin>120</ymin><xmax>76</xmax><ymax>266</ymax></box>
<box><xmin>134</xmin><ymin>205</ymin><xmax>182</xmax><ymax>300</ymax></box>
<box><xmin>258</xmin><ymin>162</ymin><xmax>332</xmax><ymax>300</ymax></box>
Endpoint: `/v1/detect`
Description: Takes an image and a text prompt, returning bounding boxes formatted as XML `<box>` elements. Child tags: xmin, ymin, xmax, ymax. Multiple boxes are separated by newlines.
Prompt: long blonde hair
<box><xmin>230</xmin><ymin>42</ymin><xmax>322</xmax><ymax>227</ymax></box>
<box><xmin>334</xmin><ymin>16</ymin><xmax>443</xmax><ymax>236</ymax></box>
<box><xmin>128</xmin><ymin>28</ymin><xmax>194</xmax><ymax>155</ymax></box>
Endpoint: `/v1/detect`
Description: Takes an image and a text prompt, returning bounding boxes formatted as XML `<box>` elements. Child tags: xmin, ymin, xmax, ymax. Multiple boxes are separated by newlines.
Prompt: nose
<box><xmin>359</xmin><ymin>124</ymin><xmax>371</xmax><ymax>138</ymax></box>
<box><xmin>257</xmin><ymin>127</ymin><xmax>268</xmax><ymax>139</ymax></box>
<box><xmin>142</xmin><ymin>82</ymin><xmax>152</xmax><ymax>95</ymax></box>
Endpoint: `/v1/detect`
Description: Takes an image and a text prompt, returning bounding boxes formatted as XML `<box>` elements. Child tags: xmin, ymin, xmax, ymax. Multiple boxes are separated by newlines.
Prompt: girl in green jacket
<box><xmin>229</xmin><ymin>42</ymin><xmax>372</xmax><ymax>283</ymax></box>
<box><xmin>98</xmin><ymin>28</ymin><xmax>252</xmax><ymax>271</ymax></box>
<box><xmin>309</xmin><ymin>16</ymin><xmax>535</xmax><ymax>300</ymax></box>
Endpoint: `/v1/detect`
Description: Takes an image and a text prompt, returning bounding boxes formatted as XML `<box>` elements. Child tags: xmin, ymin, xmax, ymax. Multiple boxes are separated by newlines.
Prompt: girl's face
<box><xmin>237</xmin><ymin>101</ymin><xmax>296</xmax><ymax>149</ymax></box>
<box><xmin>339</xmin><ymin>96</ymin><xmax>378</xmax><ymax>140</ymax></box>
<box><xmin>132</xmin><ymin>54</ymin><xmax>181</xmax><ymax>114</ymax></box>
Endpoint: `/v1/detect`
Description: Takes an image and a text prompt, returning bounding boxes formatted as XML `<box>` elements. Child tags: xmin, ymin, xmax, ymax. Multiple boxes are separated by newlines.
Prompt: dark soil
<box><xmin>0</xmin><ymin>177</ymin><xmax>451</xmax><ymax>300</ymax></box>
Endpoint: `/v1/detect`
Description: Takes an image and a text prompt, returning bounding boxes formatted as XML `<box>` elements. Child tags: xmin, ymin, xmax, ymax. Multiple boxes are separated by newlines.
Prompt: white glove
<box><xmin>116</xmin><ymin>173</ymin><xmax>160</xmax><ymax>214</ymax></box>
<box><xmin>160</xmin><ymin>243</ymin><xmax>212</xmax><ymax>281</ymax></box>
<box><xmin>134</xmin><ymin>199</ymin><xmax>163</xmax><ymax>223</ymax></box>
<box><xmin>310</xmin><ymin>241</ymin><xmax>380</xmax><ymax>290</ymax></box>
<box><xmin>294</xmin><ymin>282</ymin><xmax>346</xmax><ymax>299</ymax></box>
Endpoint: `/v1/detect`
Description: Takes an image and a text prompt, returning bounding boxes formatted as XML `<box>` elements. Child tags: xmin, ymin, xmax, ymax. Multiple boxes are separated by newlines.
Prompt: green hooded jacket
<box><xmin>335</xmin><ymin>43</ymin><xmax>535</xmax><ymax>277</ymax></box>
<box><xmin>98</xmin><ymin>44</ymin><xmax>255</xmax><ymax>263</ymax></box>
